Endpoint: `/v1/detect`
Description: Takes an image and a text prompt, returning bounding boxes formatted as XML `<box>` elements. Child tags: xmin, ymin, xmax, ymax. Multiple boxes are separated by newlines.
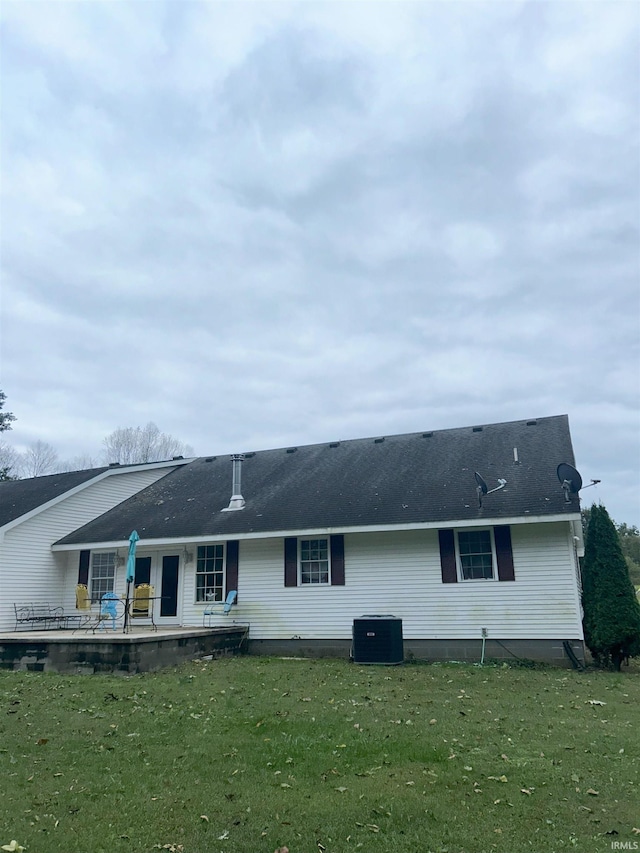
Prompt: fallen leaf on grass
<box><xmin>586</xmin><ymin>789</ymin><xmax>599</xmax><ymax>796</ymax></box>
<box><xmin>335</xmin><ymin>787</ymin><xmax>348</xmax><ymax>793</ymax></box>
<box><xmin>586</xmin><ymin>700</ymin><xmax>606</xmax><ymax>706</ymax></box>
<box><xmin>2</xmin><ymin>843</ymin><xmax>26</xmax><ymax>852</ymax></box>
<box><xmin>631</xmin><ymin>828</ymin><xmax>640</xmax><ymax>835</ymax></box>
<box><xmin>200</xmin><ymin>815</ymin><xmax>209</xmax><ymax>822</ymax></box>
<box><xmin>521</xmin><ymin>788</ymin><xmax>533</xmax><ymax>795</ymax></box>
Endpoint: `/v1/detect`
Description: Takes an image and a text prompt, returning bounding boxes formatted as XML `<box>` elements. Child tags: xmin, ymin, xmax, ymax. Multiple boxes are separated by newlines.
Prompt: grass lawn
<box><xmin>1</xmin><ymin>657</ymin><xmax>638</xmax><ymax>853</ymax></box>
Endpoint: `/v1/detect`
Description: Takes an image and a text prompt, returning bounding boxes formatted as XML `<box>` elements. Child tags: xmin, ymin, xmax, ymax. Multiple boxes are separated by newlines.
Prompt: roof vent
<box><xmin>374</xmin><ymin>437</ymin><xmax>385</xmax><ymax>444</ymax></box>
<box><xmin>222</xmin><ymin>454</ymin><xmax>245</xmax><ymax>511</ymax></box>
<box><xmin>329</xmin><ymin>442</ymin><xmax>340</xmax><ymax>448</ymax></box>
<box><xmin>108</xmin><ymin>462</ymin><xmax>120</xmax><ymax>467</ymax></box>
<box><xmin>472</xmin><ymin>426</ymin><xmax>483</xmax><ymax>433</ymax></box>
<box><xmin>526</xmin><ymin>420</ymin><xmax>537</xmax><ymax>426</ymax></box>
<box><xmin>245</xmin><ymin>452</ymin><xmax>256</xmax><ymax>459</ymax></box>
<box><xmin>172</xmin><ymin>455</ymin><xmax>184</xmax><ymax>460</ymax></box>
<box><xmin>286</xmin><ymin>447</ymin><xmax>297</xmax><ymax>454</ymax></box>
<box><xmin>422</xmin><ymin>432</ymin><xmax>433</xmax><ymax>438</ymax></box>
<box><xmin>205</xmin><ymin>456</ymin><xmax>216</xmax><ymax>463</ymax></box>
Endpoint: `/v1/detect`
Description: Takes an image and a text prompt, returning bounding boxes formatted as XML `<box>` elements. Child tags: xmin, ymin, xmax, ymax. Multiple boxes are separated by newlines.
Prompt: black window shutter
<box><xmin>494</xmin><ymin>525</ymin><xmax>515</xmax><ymax>581</ymax></box>
<box><xmin>226</xmin><ymin>540</ymin><xmax>239</xmax><ymax>599</ymax></box>
<box><xmin>438</xmin><ymin>530</ymin><xmax>458</xmax><ymax>583</ymax></box>
<box><xmin>284</xmin><ymin>537</ymin><xmax>298</xmax><ymax>587</ymax></box>
<box><xmin>77</xmin><ymin>550</ymin><xmax>90</xmax><ymax>586</ymax></box>
<box><xmin>330</xmin><ymin>535</ymin><xmax>345</xmax><ymax>585</ymax></box>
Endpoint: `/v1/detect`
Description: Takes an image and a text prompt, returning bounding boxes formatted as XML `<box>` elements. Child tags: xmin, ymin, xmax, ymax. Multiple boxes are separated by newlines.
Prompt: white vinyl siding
<box><xmin>0</xmin><ymin>467</ymin><xmax>178</xmax><ymax>630</ymax></box>
<box><xmin>203</xmin><ymin>523</ymin><xmax>582</xmax><ymax>641</ymax></box>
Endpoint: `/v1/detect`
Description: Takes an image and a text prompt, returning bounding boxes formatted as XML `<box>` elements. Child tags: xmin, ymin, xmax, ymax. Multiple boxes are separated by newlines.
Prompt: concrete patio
<box><xmin>0</xmin><ymin>624</ymin><xmax>249</xmax><ymax>674</ymax></box>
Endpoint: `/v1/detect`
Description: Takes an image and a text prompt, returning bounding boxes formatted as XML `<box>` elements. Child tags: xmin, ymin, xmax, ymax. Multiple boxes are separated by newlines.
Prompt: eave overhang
<box><xmin>51</xmin><ymin>511</ymin><xmax>582</xmax><ymax>552</ymax></box>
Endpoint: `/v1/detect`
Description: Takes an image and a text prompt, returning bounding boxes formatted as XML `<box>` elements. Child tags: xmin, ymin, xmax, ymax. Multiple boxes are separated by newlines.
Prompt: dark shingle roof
<box><xmin>55</xmin><ymin>415</ymin><xmax>579</xmax><ymax>546</ymax></box>
<box><xmin>0</xmin><ymin>468</ymin><xmax>108</xmax><ymax>527</ymax></box>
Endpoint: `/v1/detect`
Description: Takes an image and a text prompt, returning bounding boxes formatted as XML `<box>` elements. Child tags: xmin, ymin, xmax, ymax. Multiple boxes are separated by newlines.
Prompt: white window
<box><xmin>457</xmin><ymin>530</ymin><xmax>495</xmax><ymax>580</ymax></box>
<box><xmin>196</xmin><ymin>544</ymin><xmax>224</xmax><ymax>602</ymax></box>
<box><xmin>300</xmin><ymin>538</ymin><xmax>329</xmax><ymax>584</ymax></box>
<box><xmin>90</xmin><ymin>552</ymin><xmax>116</xmax><ymax>601</ymax></box>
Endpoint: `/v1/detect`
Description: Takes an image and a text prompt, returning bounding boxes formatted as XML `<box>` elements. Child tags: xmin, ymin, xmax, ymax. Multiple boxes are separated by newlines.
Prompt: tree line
<box><xmin>0</xmin><ymin>391</ymin><xmax>193</xmax><ymax>479</ymax></box>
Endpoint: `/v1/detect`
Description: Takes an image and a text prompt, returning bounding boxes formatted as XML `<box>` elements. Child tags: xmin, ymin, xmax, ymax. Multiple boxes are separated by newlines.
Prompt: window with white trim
<box><xmin>300</xmin><ymin>538</ymin><xmax>329</xmax><ymax>584</ymax></box>
<box><xmin>90</xmin><ymin>552</ymin><xmax>116</xmax><ymax>601</ymax></box>
<box><xmin>457</xmin><ymin>530</ymin><xmax>495</xmax><ymax>580</ymax></box>
<box><xmin>196</xmin><ymin>544</ymin><xmax>224</xmax><ymax>602</ymax></box>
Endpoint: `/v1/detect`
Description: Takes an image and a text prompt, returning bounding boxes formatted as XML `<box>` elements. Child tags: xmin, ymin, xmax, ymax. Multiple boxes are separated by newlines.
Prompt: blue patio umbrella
<box><xmin>126</xmin><ymin>530</ymin><xmax>140</xmax><ymax>583</ymax></box>
<box><xmin>123</xmin><ymin>530</ymin><xmax>140</xmax><ymax>632</ymax></box>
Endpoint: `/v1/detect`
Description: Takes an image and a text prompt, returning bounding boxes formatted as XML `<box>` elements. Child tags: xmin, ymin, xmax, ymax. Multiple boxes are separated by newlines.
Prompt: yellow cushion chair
<box><xmin>75</xmin><ymin>584</ymin><xmax>91</xmax><ymax>610</ymax></box>
<box><xmin>130</xmin><ymin>584</ymin><xmax>155</xmax><ymax>622</ymax></box>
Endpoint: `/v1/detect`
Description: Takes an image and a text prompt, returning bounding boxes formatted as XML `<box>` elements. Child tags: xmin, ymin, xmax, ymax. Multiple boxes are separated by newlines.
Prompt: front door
<box><xmin>159</xmin><ymin>554</ymin><xmax>180</xmax><ymax>621</ymax></box>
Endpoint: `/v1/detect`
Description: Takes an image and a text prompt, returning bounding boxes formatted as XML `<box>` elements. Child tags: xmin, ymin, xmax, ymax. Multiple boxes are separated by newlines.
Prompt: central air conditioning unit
<box><xmin>352</xmin><ymin>615</ymin><xmax>403</xmax><ymax>665</ymax></box>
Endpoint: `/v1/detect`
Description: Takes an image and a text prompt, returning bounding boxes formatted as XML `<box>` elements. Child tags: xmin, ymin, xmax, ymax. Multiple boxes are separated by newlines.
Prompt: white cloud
<box><xmin>0</xmin><ymin>0</ymin><xmax>638</xmax><ymax>525</ymax></box>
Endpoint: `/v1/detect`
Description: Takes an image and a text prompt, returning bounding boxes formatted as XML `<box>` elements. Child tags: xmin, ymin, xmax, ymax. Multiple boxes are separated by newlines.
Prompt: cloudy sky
<box><xmin>1</xmin><ymin>1</ymin><xmax>638</xmax><ymax>524</ymax></box>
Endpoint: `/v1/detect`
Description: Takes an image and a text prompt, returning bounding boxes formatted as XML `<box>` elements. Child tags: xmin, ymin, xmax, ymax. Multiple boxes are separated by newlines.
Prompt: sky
<box><xmin>1</xmin><ymin>1</ymin><xmax>639</xmax><ymax>525</ymax></box>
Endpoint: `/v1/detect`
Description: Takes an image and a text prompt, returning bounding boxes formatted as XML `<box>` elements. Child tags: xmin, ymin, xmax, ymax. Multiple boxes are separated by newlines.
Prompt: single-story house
<box><xmin>0</xmin><ymin>415</ymin><xmax>586</xmax><ymax>664</ymax></box>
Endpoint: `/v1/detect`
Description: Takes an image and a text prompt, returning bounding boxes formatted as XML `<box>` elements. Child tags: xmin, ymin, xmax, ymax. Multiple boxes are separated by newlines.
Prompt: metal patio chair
<box><xmin>96</xmin><ymin>591</ymin><xmax>122</xmax><ymax>632</ymax></box>
<box><xmin>203</xmin><ymin>590</ymin><xmax>237</xmax><ymax>626</ymax></box>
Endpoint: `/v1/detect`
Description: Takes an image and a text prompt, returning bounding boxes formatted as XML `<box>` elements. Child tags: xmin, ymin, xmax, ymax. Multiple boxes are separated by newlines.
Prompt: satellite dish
<box><xmin>474</xmin><ymin>472</ymin><xmax>488</xmax><ymax>495</ymax></box>
<box><xmin>557</xmin><ymin>463</ymin><xmax>600</xmax><ymax>502</ymax></box>
<box><xmin>474</xmin><ymin>472</ymin><xmax>507</xmax><ymax>507</ymax></box>
<box><xmin>557</xmin><ymin>463</ymin><xmax>582</xmax><ymax>495</ymax></box>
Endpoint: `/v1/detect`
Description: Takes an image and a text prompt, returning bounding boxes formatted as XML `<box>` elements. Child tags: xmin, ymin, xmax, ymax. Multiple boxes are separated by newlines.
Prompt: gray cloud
<box><xmin>1</xmin><ymin>1</ymin><xmax>638</xmax><ymax>524</ymax></box>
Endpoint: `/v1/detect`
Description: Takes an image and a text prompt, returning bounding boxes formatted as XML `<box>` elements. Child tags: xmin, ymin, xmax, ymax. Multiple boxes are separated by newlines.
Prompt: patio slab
<box><xmin>0</xmin><ymin>625</ymin><xmax>248</xmax><ymax>674</ymax></box>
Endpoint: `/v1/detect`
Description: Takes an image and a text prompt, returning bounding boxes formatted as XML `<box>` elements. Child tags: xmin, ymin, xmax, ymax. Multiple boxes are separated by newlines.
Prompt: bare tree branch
<box><xmin>58</xmin><ymin>454</ymin><xmax>100</xmax><ymax>472</ymax></box>
<box><xmin>20</xmin><ymin>440</ymin><xmax>59</xmax><ymax>477</ymax></box>
<box><xmin>102</xmin><ymin>422</ymin><xmax>192</xmax><ymax>465</ymax></box>
<box><xmin>0</xmin><ymin>440</ymin><xmax>20</xmax><ymax>480</ymax></box>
